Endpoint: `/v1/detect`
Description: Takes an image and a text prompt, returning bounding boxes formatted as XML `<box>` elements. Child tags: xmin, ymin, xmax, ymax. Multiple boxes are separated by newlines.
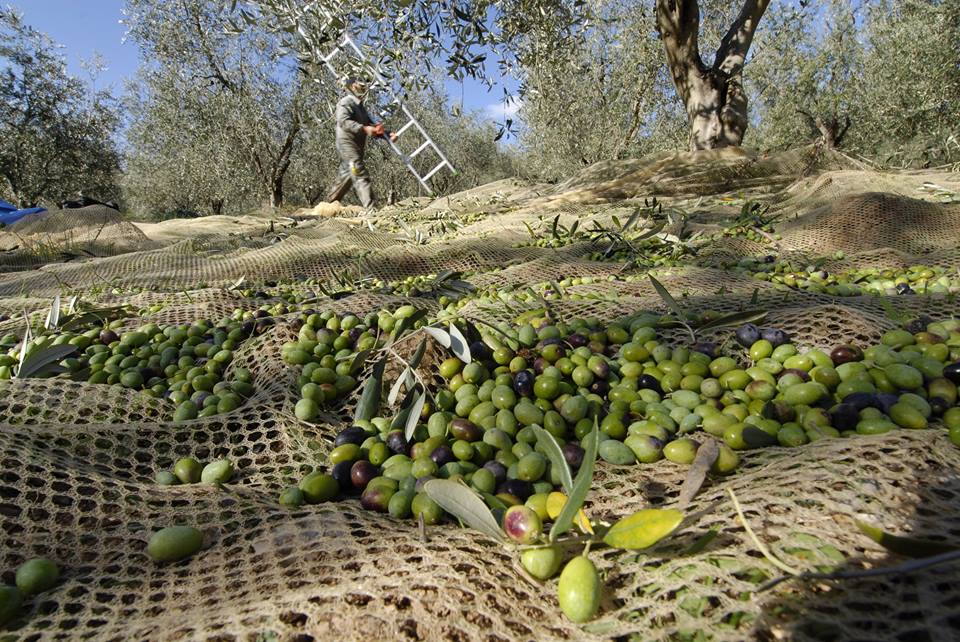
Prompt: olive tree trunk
<box><xmin>656</xmin><ymin>0</ymin><xmax>770</xmax><ymax>151</ymax></box>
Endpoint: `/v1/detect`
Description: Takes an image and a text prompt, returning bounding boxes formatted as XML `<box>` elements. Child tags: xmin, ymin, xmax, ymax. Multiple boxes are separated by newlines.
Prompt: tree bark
<box><xmin>655</xmin><ymin>0</ymin><xmax>770</xmax><ymax>151</ymax></box>
<box><xmin>269</xmin><ymin>178</ymin><xmax>284</xmax><ymax>209</ymax></box>
<box><xmin>797</xmin><ymin>110</ymin><xmax>851</xmax><ymax>149</ymax></box>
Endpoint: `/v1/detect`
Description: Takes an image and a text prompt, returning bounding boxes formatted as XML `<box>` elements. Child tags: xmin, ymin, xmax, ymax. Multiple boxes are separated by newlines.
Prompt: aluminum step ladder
<box><xmin>311</xmin><ymin>19</ymin><xmax>457</xmax><ymax>195</ymax></box>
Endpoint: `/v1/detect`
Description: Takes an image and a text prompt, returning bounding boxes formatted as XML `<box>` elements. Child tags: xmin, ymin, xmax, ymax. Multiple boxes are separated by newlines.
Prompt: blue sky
<box><xmin>14</xmin><ymin>1</ymin><xmax>517</xmax><ymax>122</ymax></box>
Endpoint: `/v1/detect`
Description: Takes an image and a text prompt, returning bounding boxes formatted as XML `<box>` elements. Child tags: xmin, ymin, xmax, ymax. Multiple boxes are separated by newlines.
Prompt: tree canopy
<box><xmin>0</xmin><ymin>8</ymin><xmax>120</xmax><ymax>207</ymax></box>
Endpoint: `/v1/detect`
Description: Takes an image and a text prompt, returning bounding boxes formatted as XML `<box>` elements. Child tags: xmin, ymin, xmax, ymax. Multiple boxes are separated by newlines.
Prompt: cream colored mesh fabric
<box><xmin>2</xmin><ymin>147</ymin><xmax>960</xmax><ymax>640</ymax></box>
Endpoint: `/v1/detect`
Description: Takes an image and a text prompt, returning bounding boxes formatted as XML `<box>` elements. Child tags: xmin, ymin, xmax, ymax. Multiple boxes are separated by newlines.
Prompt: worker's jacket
<box><xmin>335</xmin><ymin>94</ymin><xmax>374</xmax><ymax>150</ymax></box>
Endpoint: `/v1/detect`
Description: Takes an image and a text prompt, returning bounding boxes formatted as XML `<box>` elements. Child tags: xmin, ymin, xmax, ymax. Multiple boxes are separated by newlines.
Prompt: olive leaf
<box><xmin>603</xmin><ymin>508</ymin><xmax>684</xmax><ymax>550</ymax></box>
<box><xmin>403</xmin><ymin>386</ymin><xmax>426</xmax><ymax>441</ymax></box>
<box><xmin>550</xmin><ymin>420</ymin><xmax>599</xmax><ymax>542</ymax></box>
<box><xmin>684</xmin><ymin>528</ymin><xmax>720</xmax><ymax>555</ymax></box>
<box><xmin>391</xmin><ymin>308</ymin><xmax>428</xmax><ymax>343</ymax></box>
<box><xmin>648</xmin><ymin>274</ymin><xmax>685</xmax><ymax>320</ymax></box>
<box><xmin>423</xmin><ymin>325</ymin><xmax>452</xmax><ymax>348</ymax></box>
<box><xmin>448</xmin><ymin>323</ymin><xmax>472</xmax><ymax>363</ymax></box>
<box><xmin>423</xmin><ymin>478</ymin><xmax>504</xmax><ymax>541</ymax></box>
<box><xmin>621</xmin><ymin>206</ymin><xmax>645</xmax><ymax>232</ymax></box>
<box><xmin>408</xmin><ymin>337</ymin><xmax>428</xmax><ymax>369</ymax></box>
<box><xmin>348</xmin><ymin>347</ymin><xmax>374</xmax><ymax>376</ymax></box>
<box><xmin>530</xmin><ymin>426</ymin><xmax>573</xmax><ymax>494</ymax></box>
<box><xmin>677</xmin><ymin>438</ymin><xmax>719</xmax><ymax>507</ymax></box>
<box><xmin>856</xmin><ymin>520</ymin><xmax>958</xmax><ymax>558</ymax></box>
<box><xmin>16</xmin><ymin>344</ymin><xmax>77</xmax><ymax>379</ymax></box>
<box><xmin>696</xmin><ymin>310</ymin><xmax>768</xmax><ymax>332</ymax></box>
<box><xmin>649</xmin><ymin>275</ymin><xmax>695</xmax><ymax>342</ymax></box>
<box><xmin>44</xmin><ymin>294</ymin><xmax>61</xmax><ymax>330</ymax></box>
<box><xmin>387</xmin><ymin>366</ymin><xmax>412</xmax><ymax>405</ymax></box>
<box><xmin>354</xmin><ymin>357</ymin><xmax>386</xmax><ymax>422</ymax></box>
<box><xmin>633</xmin><ymin>220</ymin><xmax>666</xmax><ymax>241</ymax></box>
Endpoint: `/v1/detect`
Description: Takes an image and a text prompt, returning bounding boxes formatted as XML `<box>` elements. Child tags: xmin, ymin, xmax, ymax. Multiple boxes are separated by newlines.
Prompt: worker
<box><xmin>326</xmin><ymin>76</ymin><xmax>397</xmax><ymax>211</ymax></box>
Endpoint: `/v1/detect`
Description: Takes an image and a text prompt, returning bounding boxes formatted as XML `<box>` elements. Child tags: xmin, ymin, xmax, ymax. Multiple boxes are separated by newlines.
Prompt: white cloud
<box><xmin>484</xmin><ymin>97</ymin><xmax>522</xmax><ymax>120</ymax></box>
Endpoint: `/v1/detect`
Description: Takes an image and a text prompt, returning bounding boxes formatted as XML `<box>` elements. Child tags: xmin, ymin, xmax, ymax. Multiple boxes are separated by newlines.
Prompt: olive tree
<box><xmin>122</xmin><ymin>71</ymin><xmax>260</xmax><ymax>217</ymax></box>
<box><xmin>517</xmin><ymin>0</ymin><xmax>687</xmax><ymax>180</ymax></box>
<box><xmin>123</xmin><ymin>0</ymin><xmax>328</xmax><ymax>210</ymax></box>
<box><xmin>653</xmin><ymin>0</ymin><xmax>771</xmax><ymax>151</ymax></box>
<box><xmin>744</xmin><ymin>0</ymin><xmax>960</xmax><ymax>166</ymax></box>
<box><xmin>0</xmin><ymin>8</ymin><xmax>120</xmax><ymax>207</ymax></box>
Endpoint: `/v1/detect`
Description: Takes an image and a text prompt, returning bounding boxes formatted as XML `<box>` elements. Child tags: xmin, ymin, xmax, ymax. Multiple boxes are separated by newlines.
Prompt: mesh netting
<box><xmin>2</xmin><ymin>146</ymin><xmax>960</xmax><ymax>640</ymax></box>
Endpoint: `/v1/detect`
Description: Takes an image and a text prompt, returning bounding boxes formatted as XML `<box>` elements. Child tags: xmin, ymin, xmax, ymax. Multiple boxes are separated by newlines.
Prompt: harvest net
<box><xmin>2</xmin><ymin>146</ymin><xmax>960</xmax><ymax>641</ymax></box>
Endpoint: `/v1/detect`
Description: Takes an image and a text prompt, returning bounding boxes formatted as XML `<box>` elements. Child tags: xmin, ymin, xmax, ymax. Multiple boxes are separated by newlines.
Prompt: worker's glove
<box><xmin>373</xmin><ymin>123</ymin><xmax>386</xmax><ymax>137</ymax></box>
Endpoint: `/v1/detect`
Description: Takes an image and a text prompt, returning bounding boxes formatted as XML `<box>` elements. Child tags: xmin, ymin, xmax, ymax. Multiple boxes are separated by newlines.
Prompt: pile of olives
<box><xmin>737</xmin><ymin>259</ymin><xmax>959</xmax><ymax>296</ymax></box>
<box><xmin>0</xmin><ymin>318</ymin><xmax>257</xmax><ymax>421</ymax></box>
<box><xmin>285</xmin><ymin>306</ymin><xmax>427</xmax><ymax>422</ymax></box>
<box><xmin>279</xmin><ymin>312</ymin><xmax>960</xmax><ymax>525</ymax></box>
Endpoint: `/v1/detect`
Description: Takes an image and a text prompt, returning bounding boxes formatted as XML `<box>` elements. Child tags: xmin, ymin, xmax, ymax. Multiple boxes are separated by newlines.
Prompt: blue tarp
<box><xmin>0</xmin><ymin>199</ymin><xmax>46</xmax><ymax>226</ymax></box>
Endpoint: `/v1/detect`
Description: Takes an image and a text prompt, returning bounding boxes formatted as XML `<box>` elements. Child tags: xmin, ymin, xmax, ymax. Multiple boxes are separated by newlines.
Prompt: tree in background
<box><xmin>123</xmin><ymin>0</ymin><xmax>327</xmax><ymax>212</ymax></box>
<box><xmin>746</xmin><ymin>0</ymin><xmax>960</xmax><ymax>166</ymax></box>
<box><xmin>850</xmin><ymin>0</ymin><xmax>960</xmax><ymax>167</ymax></box>
<box><xmin>517</xmin><ymin>0</ymin><xmax>687</xmax><ymax>180</ymax></box>
<box><xmin>122</xmin><ymin>71</ymin><xmax>260</xmax><ymax>217</ymax></box>
<box><xmin>0</xmin><ymin>8</ymin><xmax>120</xmax><ymax>208</ymax></box>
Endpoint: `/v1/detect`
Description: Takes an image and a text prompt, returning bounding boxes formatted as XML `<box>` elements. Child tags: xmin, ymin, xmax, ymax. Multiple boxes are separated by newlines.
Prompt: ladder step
<box><xmin>422</xmin><ymin>162</ymin><xmax>448</xmax><ymax>182</ymax></box>
<box><xmin>409</xmin><ymin>141</ymin><xmax>431</xmax><ymax>159</ymax></box>
<box><xmin>395</xmin><ymin>120</ymin><xmax>416</xmax><ymax>137</ymax></box>
<box><xmin>322</xmin><ymin>47</ymin><xmax>341</xmax><ymax>63</ymax></box>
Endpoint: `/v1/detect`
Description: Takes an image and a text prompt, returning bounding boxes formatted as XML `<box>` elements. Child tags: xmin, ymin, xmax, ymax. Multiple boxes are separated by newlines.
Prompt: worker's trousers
<box><xmin>327</xmin><ymin>138</ymin><xmax>373</xmax><ymax>208</ymax></box>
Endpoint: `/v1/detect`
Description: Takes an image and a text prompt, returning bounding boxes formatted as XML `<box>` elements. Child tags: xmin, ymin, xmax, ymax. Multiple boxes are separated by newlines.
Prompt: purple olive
<box><xmin>637</xmin><ymin>375</ymin><xmax>662</xmax><ymax>394</ymax></box>
<box><xmin>830</xmin><ymin>345</ymin><xmax>862</xmax><ymax>365</ymax></box>
<box><xmin>735</xmin><ymin>324</ymin><xmax>761</xmax><ymax>348</ymax></box>
<box><xmin>760</xmin><ymin>327</ymin><xmax>790</xmax><ymax>347</ymax></box>
<box><xmin>562</xmin><ymin>443</ymin><xmax>585</xmax><ymax>469</ymax></box>
<box><xmin>350</xmin><ymin>460</ymin><xmax>378</xmax><ymax>490</ymax></box>
<box><xmin>497</xmin><ymin>479</ymin><xmax>533</xmax><ymax>501</ymax></box>
<box><xmin>691</xmin><ymin>342</ymin><xmax>719</xmax><ymax>358</ymax></box>
<box><xmin>483</xmin><ymin>460</ymin><xmax>507</xmax><ymax>483</ymax></box>
<box><xmin>943</xmin><ymin>362</ymin><xmax>960</xmax><ymax>385</ymax></box>
<box><xmin>874</xmin><ymin>393</ymin><xmax>899</xmax><ymax>414</ymax></box>
<box><xmin>590</xmin><ymin>380</ymin><xmax>610</xmax><ymax>396</ymax></box>
<box><xmin>430</xmin><ymin>445</ymin><xmax>456</xmax><ymax>468</ymax></box>
<box><xmin>331</xmin><ymin>461</ymin><xmax>354</xmax><ymax>491</ymax></box>
<box><xmin>566</xmin><ymin>334</ymin><xmax>588</xmax><ymax>348</ymax></box>
<box><xmin>334</xmin><ymin>426</ymin><xmax>366</xmax><ymax>447</ymax></box>
<box><xmin>360</xmin><ymin>486</ymin><xmax>393</xmax><ymax>512</ymax></box>
<box><xmin>778</xmin><ymin>368</ymin><xmax>810</xmax><ymax>382</ymax></box>
<box><xmin>532</xmin><ymin>357</ymin><xmax>548</xmax><ymax>375</ymax></box>
<box><xmin>514</xmin><ymin>371</ymin><xmax>534</xmax><ymax>397</ymax></box>
<box><xmin>450</xmin><ymin>418</ymin><xmax>481</xmax><ymax>442</ymax></box>
<box><xmin>386</xmin><ymin>430</ymin><xmax>410</xmax><ymax>456</ymax></box>
<box><xmin>469</xmin><ymin>341</ymin><xmax>490</xmax><ymax>362</ymax></box>
<box><xmin>828</xmin><ymin>403</ymin><xmax>859</xmax><ymax>431</ymax></box>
